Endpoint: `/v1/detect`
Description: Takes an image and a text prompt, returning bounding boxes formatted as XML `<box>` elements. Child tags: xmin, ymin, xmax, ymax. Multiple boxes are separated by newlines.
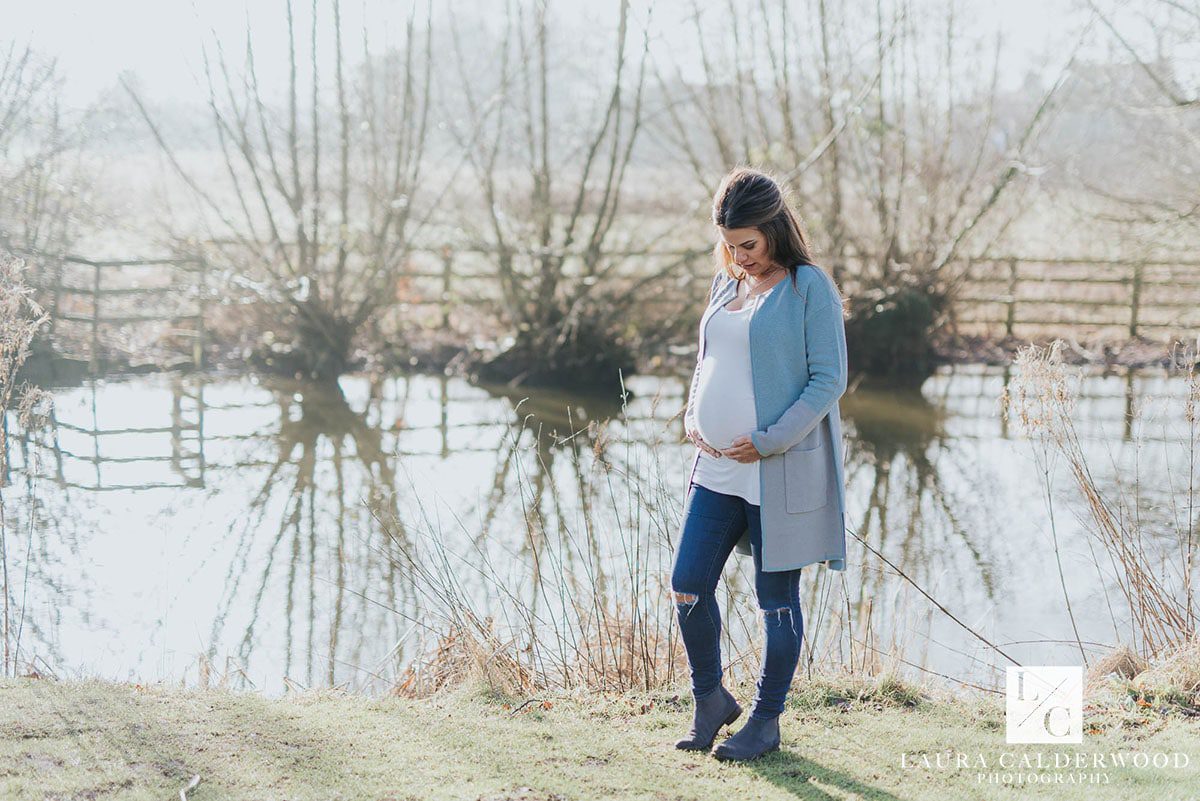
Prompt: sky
<box><xmin>4</xmin><ymin>0</ymin><xmax>1105</xmax><ymax>110</ymax></box>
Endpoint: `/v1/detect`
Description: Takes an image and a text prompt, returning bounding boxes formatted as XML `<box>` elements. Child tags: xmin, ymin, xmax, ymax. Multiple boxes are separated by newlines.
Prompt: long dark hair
<box><xmin>710</xmin><ymin>166</ymin><xmax>817</xmax><ymax>295</ymax></box>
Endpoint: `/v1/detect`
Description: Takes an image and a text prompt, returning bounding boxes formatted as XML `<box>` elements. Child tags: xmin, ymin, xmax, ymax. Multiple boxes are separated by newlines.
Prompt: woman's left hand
<box><xmin>721</xmin><ymin>434</ymin><xmax>763</xmax><ymax>463</ymax></box>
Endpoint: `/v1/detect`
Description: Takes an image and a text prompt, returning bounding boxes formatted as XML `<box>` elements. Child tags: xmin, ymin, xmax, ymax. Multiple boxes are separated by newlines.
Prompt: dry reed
<box><xmin>372</xmin><ymin>383</ymin><xmax>936</xmax><ymax>707</ymax></box>
<box><xmin>373</xmin><ymin>387</ymin><xmax>751</xmax><ymax>699</ymax></box>
<box><xmin>0</xmin><ymin>253</ymin><xmax>53</xmax><ymax>678</ymax></box>
<box><xmin>1001</xmin><ymin>339</ymin><xmax>1200</xmax><ymax>660</ymax></box>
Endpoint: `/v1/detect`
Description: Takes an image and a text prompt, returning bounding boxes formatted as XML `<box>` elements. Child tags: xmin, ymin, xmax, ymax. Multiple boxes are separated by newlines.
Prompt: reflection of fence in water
<box><xmin>5</xmin><ymin>366</ymin><xmax>1187</xmax><ymax>496</ymax></box>
<box><xmin>6</xmin><ymin>374</ymin><xmax>617</xmax><ymax>492</ymax></box>
<box><xmin>8</xmin><ymin>376</ymin><xmax>206</xmax><ymax>491</ymax></box>
<box><xmin>929</xmin><ymin>363</ymin><xmax>1187</xmax><ymax>444</ymax></box>
<box><xmin>657</xmin><ymin>362</ymin><xmax>1185</xmax><ymax>447</ymax></box>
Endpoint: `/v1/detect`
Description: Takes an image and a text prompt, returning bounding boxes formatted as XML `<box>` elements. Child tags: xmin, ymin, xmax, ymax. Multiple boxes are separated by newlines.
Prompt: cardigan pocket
<box><xmin>783</xmin><ymin>444</ymin><xmax>828</xmax><ymax>513</ymax></box>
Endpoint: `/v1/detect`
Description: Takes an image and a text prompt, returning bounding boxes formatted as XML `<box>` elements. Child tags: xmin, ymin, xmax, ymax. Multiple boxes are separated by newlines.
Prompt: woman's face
<box><xmin>717</xmin><ymin>226</ymin><xmax>773</xmax><ymax>276</ymax></box>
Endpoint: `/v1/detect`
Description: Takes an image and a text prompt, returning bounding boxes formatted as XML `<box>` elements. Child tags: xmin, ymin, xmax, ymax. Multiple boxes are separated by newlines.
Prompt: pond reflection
<box><xmin>2</xmin><ymin>363</ymin><xmax>1194</xmax><ymax>695</ymax></box>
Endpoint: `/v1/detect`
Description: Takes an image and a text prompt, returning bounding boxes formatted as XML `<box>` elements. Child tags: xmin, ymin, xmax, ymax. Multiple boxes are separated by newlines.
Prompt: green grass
<box><xmin>2</xmin><ymin>675</ymin><xmax>1198</xmax><ymax>800</ymax></box>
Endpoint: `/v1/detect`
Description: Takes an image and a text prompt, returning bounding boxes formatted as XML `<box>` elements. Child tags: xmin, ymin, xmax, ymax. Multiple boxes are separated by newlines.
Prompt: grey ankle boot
<box><xmin>675</xmin><ymin>685</ymin><xmax>742</xmax><ymax>751</ymax></box>
<box><xmin>711</xmin><ymin>713</ymin><xmax>781</xmax><ymax>761</ymax></box>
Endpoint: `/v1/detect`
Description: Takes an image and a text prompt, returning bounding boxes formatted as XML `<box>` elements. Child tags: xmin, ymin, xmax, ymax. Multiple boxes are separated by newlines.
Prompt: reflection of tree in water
<box><xmin>9</xmin><ymin>368</ymin><xmax>673</xmax><ymax>691</ymax></box>
<box><xmin>463</xmin><ymin>383</ymin><xmax>627</xmax><ymax>639</ymax></box>
<box><xmin>831</xmin><ymin>377</ymin><xmax>1000</xmax><ymax>675</ymax></box>
<box><xmin>13</xmin><ymin>367</ymin><xmax>1033</xmax><ymax>689</ymax></box>
<box><xmin>207</xmin><ymin>375</ymin><xmax>415</xmax><ymax>691</ymax></box>
<box><xmin>425</xmin><ymin>380</ymin><xmax>688</xmax><ymax>690</ymax></box>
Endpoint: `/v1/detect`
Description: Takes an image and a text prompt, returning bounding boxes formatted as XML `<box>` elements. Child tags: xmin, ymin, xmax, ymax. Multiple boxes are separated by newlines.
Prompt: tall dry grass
<box><xmin>368</xmin><ymin>378</ymin><xmax>928</xmax><ymax>703</ymax></box>
<box><xmin>374</xmin><ymin>339</ymin><xmax>1200</xmax><ymax>709</ymax></box>
<box><xmin>367</xmin><ymin>382</ymin><xmax>778</xmax><ymax>699</ymax></box>
<box><xmin>0</xmin><ymin>253</ymin><xmax>53</xmax><ymax>678</ymax></box>
<box><xmin>1001</xmin><ymin>339</ymin><xmax>1200</xmax><ymax>661</ymax></box>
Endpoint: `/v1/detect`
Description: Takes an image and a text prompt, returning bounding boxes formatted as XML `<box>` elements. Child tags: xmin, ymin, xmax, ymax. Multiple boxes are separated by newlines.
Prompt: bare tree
<box><xmin>124</xmin><ymin>1</ymin><xmax>436</xmax><ymax>384</ymax></box>
<box><xmin>443</xmin><ymin>0</ymin><xmax>656</xmax><ymax>390</ymax></box>
<box><xmin>0</xmin><ymin>43</ymin><xmax>89</xmax><ymax>258</ymax></box>
<box><xmin>651</xmin><ymin>0</ymin><xmax>1093</xmax><ymax>378</ymax></box>
<box><xmin>1067</xmin><ymin>0</ymin><xmax>1200</xmax><ymax>254</ymax></box>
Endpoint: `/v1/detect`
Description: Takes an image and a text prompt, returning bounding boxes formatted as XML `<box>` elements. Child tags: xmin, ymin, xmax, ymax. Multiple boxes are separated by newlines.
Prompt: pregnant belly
<box><xmin>694</xmin><ymin>388</ymin><xmax>757</xmax><ymax>449</ymax></box>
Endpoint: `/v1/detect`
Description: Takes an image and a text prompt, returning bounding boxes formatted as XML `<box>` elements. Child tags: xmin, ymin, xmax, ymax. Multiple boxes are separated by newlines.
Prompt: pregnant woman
<box><xmin>672</xmin><ymin>166</ymin><xmax>849</xmax><ymax>761</ymax></box>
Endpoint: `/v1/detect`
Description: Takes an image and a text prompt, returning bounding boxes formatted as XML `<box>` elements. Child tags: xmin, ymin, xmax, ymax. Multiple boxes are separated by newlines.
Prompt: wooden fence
<box><xmin>323</xmin><ymin>249</ymin><xmax>1200</xmax><ymax>340</ymax></box>
<box><xmin>22</xmin><ymin>247</ymin><xmax>1200</xmax><ymax>373</ymax></box>
<box><xmin>29</xmin><ymin>251</ymin><xmax>207</xmax><ymax>372</ymax></box>
<box><xmin>367</xmin><ymin>248</ymin><xmax>1200</xmax><ymax>340</ymax></box>
<box><xmin>953</xmin><ymin>256</ymin><xmax>1200</xmax><ymax>338</ymax></box>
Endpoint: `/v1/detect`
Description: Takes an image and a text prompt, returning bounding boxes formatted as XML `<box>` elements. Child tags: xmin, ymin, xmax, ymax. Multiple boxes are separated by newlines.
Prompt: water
<box><xmin>2</xmin><ymin>364</ymin><xmax>1195</xmax><ymax>696</ymax></box>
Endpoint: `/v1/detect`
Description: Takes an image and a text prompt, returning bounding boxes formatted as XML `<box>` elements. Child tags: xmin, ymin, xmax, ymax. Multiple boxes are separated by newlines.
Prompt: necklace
<box><xmin>740</xmin><ymin>265</ymin><xmax>785</xmax><ymax>300</ymax></box>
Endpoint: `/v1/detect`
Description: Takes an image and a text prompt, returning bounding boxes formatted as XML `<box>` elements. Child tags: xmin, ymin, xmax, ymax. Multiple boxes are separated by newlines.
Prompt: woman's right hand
<box><xmin>686</xmin><ymin>426</ymin><xmax>723</xmax><ymax>458</ymax></box>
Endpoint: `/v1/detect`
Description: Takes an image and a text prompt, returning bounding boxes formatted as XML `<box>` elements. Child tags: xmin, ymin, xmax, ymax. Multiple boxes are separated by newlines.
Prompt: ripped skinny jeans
<box><xmin>670</xmin><ymin>481</ymin><xmax>804</xmax><ymax>720</ymax></box>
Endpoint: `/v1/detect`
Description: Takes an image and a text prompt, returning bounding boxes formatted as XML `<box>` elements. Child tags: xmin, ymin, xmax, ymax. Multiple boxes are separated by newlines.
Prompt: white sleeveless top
<box><xmin>691</xmin><ymin>290</ymin><xmax>767</xmax><ymax>505</ymax></box>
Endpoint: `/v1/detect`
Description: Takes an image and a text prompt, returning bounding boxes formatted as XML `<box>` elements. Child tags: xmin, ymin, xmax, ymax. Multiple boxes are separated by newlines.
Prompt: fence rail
<box><xmin>953</xmin><ymin>256</ymin><xmax>1200</xmax><ymax>337</ymax></box>
<box><xmin>384</xmin><ymin>249</ymin><xmax>1200</xmax><ymax>339</ymax></box>
<box><xmin>19</xmin><ymin>245</ymin><xmax>1200</xmax><ymax>373</ymax></box>
<box><xmin>22</xmin><ymin>250</ymin><xmax>207</xmax><ymax>372</ymax></box>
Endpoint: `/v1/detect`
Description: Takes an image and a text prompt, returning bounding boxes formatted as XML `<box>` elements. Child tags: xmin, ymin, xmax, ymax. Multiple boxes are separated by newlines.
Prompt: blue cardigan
<box><xmin>683</xmin><ymin>264</ymin><xmax>849</xmax><ymax>572</ymax></box>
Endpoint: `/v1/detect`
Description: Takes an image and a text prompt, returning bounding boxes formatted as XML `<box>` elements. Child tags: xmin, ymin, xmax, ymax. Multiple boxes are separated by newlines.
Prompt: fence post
<box><xmin>1129</xmin><ymin>260</ymin><xmax>1143</xmax><ymax>338</ymax></box>
<box><xmin>47</xmin><ymin>255</ymin><xmax>64</xmax><ymax>341</ymax></box>
<box><xmin>170</xmin><ymin>373</ymin><xmax>183</xmax><ymax>473</ymax></box>
<box><xmin>90</xmin><ymin>261</ymin><xmax>101</xmax><ymax>375</ymax></box>
<box><xmin>194</xmin><ymin>258</ymin><xmax>207</xmax><ymax>370</ymax></box>
<box><xmin>440</xmin><ymin>246</ymin><xmax>453</xmax><ymax>332</ymax></box>
<box><xmin>1005</xmin><ymin>258</ymin><xmax>1019</xmax><ymax>338</ymax></box>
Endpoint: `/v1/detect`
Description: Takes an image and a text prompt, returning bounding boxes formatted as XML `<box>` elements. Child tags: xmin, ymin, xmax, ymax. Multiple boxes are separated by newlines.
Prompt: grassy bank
<box><xmin>2</xmin><ymin>674</ymin><xmax>1198</xmax><ymax>800</ymax></box>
